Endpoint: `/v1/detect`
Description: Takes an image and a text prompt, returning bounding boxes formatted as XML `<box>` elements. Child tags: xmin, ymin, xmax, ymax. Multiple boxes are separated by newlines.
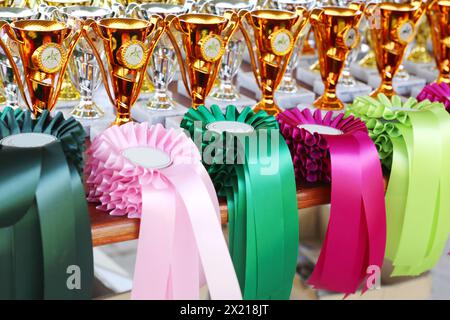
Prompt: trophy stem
<box><xmin>210</xmin><ymin>78</ymin><xmax>240</xmax><ymax>101</ymax></box>
<box><xmin>112</xmin><ymin>101</ymin><xmax>132</xmax><ymax>126</ymax></box>
<box><xmin>371</xmin><ymin>76</ymin><xmax>395</xmax><ymax>98</ymax></box>
<box><xmin>146</xmin><ymin>88</ymin><xmax>174</xmax><ymax>110</ymax></box>
<box><xmin>4</xmin><ymin>83</ymin><xmax>19</xmax><ymax>109</ymax></box>
<box><xmin>437</xmin><ymin>66</ymin><xmax>450</xmax><ymax>84</ymax></box>
<box><xmin>254</xmin><ymin>90</ymin><xmax>282</xmax><ymax>116</ymax></box>
<box><xmin>313</xmin><ymin>82</ymin><xmax>344</xmax><ymax>111</ymax></box>
<box><xmin>59</xmin><ymin>72</ymin><xmax>81</xmax><ymax>101</ymax></box>
<box><xmin>278</xmin><ymin>69</ymin><xmax>298</xmax><ymax>93</ymax></box>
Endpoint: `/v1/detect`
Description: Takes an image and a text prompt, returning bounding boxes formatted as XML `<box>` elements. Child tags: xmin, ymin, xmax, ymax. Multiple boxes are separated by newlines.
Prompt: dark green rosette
<box><xmin>0</xmin><ymin>107</ymin><xmax>93</xmax><ymax>300</ymax></box>
<box><xmin>181</xmin><ymin>105</ymin><xmax>298</xmax><ymax>300</ymax></box>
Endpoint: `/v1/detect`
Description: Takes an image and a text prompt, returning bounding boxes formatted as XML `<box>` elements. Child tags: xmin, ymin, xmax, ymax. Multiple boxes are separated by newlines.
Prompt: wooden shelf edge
<box><xmin>90</xmin><ymin>183</ymin><xmax>331</xmax><ymax>247</ymax></box>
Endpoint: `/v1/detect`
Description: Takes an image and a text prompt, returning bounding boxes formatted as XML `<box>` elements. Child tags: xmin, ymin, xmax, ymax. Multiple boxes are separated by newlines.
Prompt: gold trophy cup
<box><xmin>310</xmin><ymin>3</ymin><xmax>364</xmax><ymax>110</ymax></box>
<box><xmin>42</xmin><ymin>0</ymin><xmax>93</xmax><ymax>102</ymax></box>
<box><xmin>365</xmin><ymin>1</ymin><xmax>426</xmax><ymax>98</ymax></box>
<box><xmin>240</xmin><ymin>8</ymin><xmax>309</xmax><ymax>115</ymax></box>
<box><xmin>165</xmin><ymin>12</ymin><xmax>240</xmax><ymax>109</ymax></box>
<box><xmin>0</xmin><ymin>19</ymin><xmax>82</xmax><ymax>115</ymax></box>
<box><xmin>83</xmin><ymin>17</ymin><xmax>164</xmax><ymax>126</ymax></box>
<box><xmin>427</xmin><ymin>0</ymin><xmax>450</xmax><ymax>84</ymax></box>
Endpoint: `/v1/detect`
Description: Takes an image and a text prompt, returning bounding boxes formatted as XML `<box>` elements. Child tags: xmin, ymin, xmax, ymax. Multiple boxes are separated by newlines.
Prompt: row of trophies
<box><xmin>0</xmin><ymin>0</ymin><xmax>449</xmax><ymax>130</ymax></box>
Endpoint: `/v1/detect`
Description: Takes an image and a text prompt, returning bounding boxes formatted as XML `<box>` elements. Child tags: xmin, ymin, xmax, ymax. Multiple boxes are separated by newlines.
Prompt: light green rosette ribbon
<box><xmin>0</xmin><ymin>107</ymin><xmax>93</xmax><ymax>300</ymax></box>
<box><xmin>181</xmin><ymin>105</ymin><xmax>298</xmax><ymax>300</ymax></box>
<box><xmin>346</xmin><ymin>95</ymin><xmax>450</xmax><ymax>276</ymax></box>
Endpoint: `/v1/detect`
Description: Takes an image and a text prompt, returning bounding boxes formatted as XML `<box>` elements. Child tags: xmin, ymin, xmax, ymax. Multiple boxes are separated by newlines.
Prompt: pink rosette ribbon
<box><xmin>417</xmin><ymin>82</ymin><xmax>450</xmax><ymax>111</ymax></box>
<box><xmin>85</xmin><ymin>122</ymin><xmax>241</xmax><ymax>300</ymax></box>
<box><xmin>277</xmin><ymin>108</ymin><xmax>386</xmax><ymax>295</ymax></box>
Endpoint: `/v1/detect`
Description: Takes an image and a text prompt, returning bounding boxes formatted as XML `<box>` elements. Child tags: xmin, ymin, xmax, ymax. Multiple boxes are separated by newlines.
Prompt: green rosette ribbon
<box><xmin>346</xmin><ymin>95</ymin><xmax>450</xmax><ymax>275</ymax></box>
<box><xmin>0</xmin><ymin>107</ymin><xmax>93</xmax><ymax>299</ymax></box>
<box><xmin>181</xmin><ymin>105</ymin><xmax>298</xmax><ymax>299</ymax></box>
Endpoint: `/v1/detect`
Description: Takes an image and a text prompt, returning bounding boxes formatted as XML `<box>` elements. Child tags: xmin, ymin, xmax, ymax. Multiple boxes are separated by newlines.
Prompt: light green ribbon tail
<box><xmin>347</xmin><ymin>95</ymin><xmax>450</xmax><ymax>276</ymax></box>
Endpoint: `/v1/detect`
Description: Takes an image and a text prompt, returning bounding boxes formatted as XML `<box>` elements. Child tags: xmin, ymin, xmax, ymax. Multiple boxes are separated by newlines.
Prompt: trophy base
<box><xmin>298</xmin><ymin>54</ymin><xmax>318</xmax><ymax>68</ymax></box>
<box><xmin>165</xmin><ymin>115</ymin><xmax>184</xmax><ymax>130</ymax></box>
<box><xmin>55</xmin><ymin>98</ymin><xmax>80</xmax><ymax>109</ymax></box>
<box><xmin>349</xmin><ymin>63</ymin><xmax>379</xmax><ymax>83</ymax></box>
<box><xmin>59</xmin><ymin>83</ymin><xmax>81</xmax><ymax>102</ymax></box>
<box><xmin>89</xmin><ymin>117</ymin><xmax>117</xmax><ymax>141</ymax></box>
<box><xmin>237</xmin><ymin>72</ymin><xmax>315</xmax><ymax>109</ymax></box>
<box><xmin>313</xmin><ymin>80</ymin><xmax>372</xmax><ymax>103</ymax></box>
<box><xmin>368</xmin><ymin>75</ymin><xmax>427</xmax><ymax>97</ymax></box>
<box><xmin>403</xmin><ymin>61</ymin><xmax>438</xmax><ymax>83</ymax></box>
<box><xmin>70</xmin><ymin>102</ymin><xmax>105</xmax><ymax>120</ymax></box>
<box><xmin>296</xmin><ymin>103</ymin><xmax>346</xmax><ymax>116</ymax></box>
<box><xmin>209</xmin><ymin>85</ymin><xmax>241</xmax><ymax>101</ymax></box>
<box><xmin>132</xmin><ymin>101</ymin><xmax>188</xmax><ymax>126</ymax></box>
<box><xmin>177</xmin><ymin>81</ymin><xmax>255</xmax><ymax>111</ymax></box>
<box><xmin>57</xmin><ymin>103</ymin><xmax>115</xmax><ymax>139</ymax></box>
<box><xmin>296</xmin><ymin>67</ymin><xmax>321</xmax><ymax>88</ymax></box>
<box><xmin>411</xmin><ymin>85</ymin><xmax>423</xmax><ymax>99</ymax></box>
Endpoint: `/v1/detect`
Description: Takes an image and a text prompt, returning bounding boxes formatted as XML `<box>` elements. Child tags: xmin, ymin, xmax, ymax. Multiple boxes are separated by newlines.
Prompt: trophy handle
<box><xmin>0</xmin><ymin>21</ymin><xmax>31</xmax><ymax>111</ymax></box>
<box><xmin>427</xmin><ymin>0</ymin><xmax>439</xmax><ymax>10</ymax></box>
<box><xmin>412</xmin><ymin>0</ymin><xmax>428</xmax><ymax>24</ymax></box>
<box><xmin>292</xmin><ymin>7</ymin><xmax>310</xmax><ymax>45</ymax></box>
<box><xmin>165</xmin><ymin>14</ymin><xmax>191</xmax><ymax>97</ymax></box>
<box><xmin>48</xmin><ymin>26</ymin><xmax>84</xmax><ymax>110</ymax></box>
<box><xmin>129</xmin><ymin>15</ymin><xmax>165</xmax><ymax>107</ymax></box>
<box><xmin>309</xmin><ymin>7</ymin><xmax>323</xmax><ymax>24</ymax></box>
<box><xmin>81</xmin><ymin>19</ymin><xmax>116</xmax><ymax>108</ymax></box>
<box><xmin>276</xmin><ymin>6</ymin><xmax>309</xmax><ymax>90</ymax></box>
<box><xmin>125</xmin><ymin>3</ymin><xmax>141</xmax><ymax>18</ymax></box>
<box><xmin>348</xmin><ymin>2</ymin><xmax>365</xmax><ymax>13</ymax></box>
<box><xmin>238</xmin><ymin>9</ymin><xmax>261</xmax><ymax>89</ymax></box>
<box><xmin>222</xmin><ymin>10</ymin><xmax>240</xmax><ymax>46</ymax></box>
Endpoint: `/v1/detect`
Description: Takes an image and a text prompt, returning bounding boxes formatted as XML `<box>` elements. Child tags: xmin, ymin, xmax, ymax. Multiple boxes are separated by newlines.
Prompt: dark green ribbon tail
<box><xmin>0</xmin><ymin>108</ymin><xmax>93</xmax><ymax>299</ymax></box>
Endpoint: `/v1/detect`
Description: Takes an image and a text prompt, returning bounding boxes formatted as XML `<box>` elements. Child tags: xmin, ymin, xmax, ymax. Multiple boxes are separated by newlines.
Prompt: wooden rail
<box><xmin>90</xmin><ymin>182</ymin><xmax>331</xmax><ymax>247</ymax></box>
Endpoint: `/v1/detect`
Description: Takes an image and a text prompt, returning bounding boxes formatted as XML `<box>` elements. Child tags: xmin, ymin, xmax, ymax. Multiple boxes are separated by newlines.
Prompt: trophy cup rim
<box><xmin>204</xmin><ymin>0</ymin><xmax>255</xmax><ymax>10</ymax></box>
<box><xmin>11</xmin><ymin>19</ymin><xmax>68</xmax><ymax>32</ymax></box>
<box><xmin>178</xmin><ymin>13</ymin><xmax>227</xmax><ymax>25</ymax></box>
<box><xmin>98</xmin><ymin>17</ymin><xmax>151</xmax><ymax>30</ymax></box>
<box><xmin>0</xmin><ymin>7</ymin><xmax>36</xmax><ymax>20</ymax></box>
<box><xmin>251</xmin><ymin>9</ymin><xmax>297</xmax><ymax>20</ymax></box>
<box><xmin>436</xmin><ymin>0</ymin><xmax>450</xmax><ymax>6</ymax></box>
<box><xmin>59</xmin><ymin>5</ymin><xmax>113</xmax><ymax>19</ymax></box>
<box><xmin>139</xmin><ymin>3</ymin><xmax>189</xmax><ymax>15</ymax></box>
<box><xmin>378</xmin><ymin>2</ymin><xmax>420</xmax><ymax>12</ymax></box>
<box><xmin>42</xmin><ymin>0</ymin><xmax>91</xmax><ymax>5</ymax></box>
<box><xmin>320</xmin><ymin>7</ymin><xmax>362</xmax><ymax>16</ymax></box>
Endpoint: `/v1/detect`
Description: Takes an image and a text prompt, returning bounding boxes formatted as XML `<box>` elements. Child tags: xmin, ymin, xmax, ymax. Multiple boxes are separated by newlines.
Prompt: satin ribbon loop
<box><xmin>277</xmin><ymin>108</ymin><xmax>386</xmax><ymax>295</ymax></box>
<box><xmin>348</xmin><ymin>94</ymin><xmax>450</xmax><ymax>275</ymax></box>
<box><xmin>181</xmin><ymin>105</ymin><xmax>298</xmax><ymax>300</ymax></box>
<box><xmin>86</xmin><ymin>122</ymin><xmax>241</xmax><ymax>300</ymax></box>
<box><xmin>0</xmin><ymin>108</ymin><xmax>92</xmax><ymax>300</ymax></box>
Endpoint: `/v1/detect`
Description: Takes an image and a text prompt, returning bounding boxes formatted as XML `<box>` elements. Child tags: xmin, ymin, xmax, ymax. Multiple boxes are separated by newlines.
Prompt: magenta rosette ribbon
<box><xmin>277</xmin><ymin>108</ymin><xmax>387</xmax><ymax>295</ymax></box>
<box><xmin>417</xmin><ymin>82</ymin><xmax>450</xmax><ymax>111</ymax></box>
<box><xmin>85</xmin><ymin>122</ymin><xmax>241</xmax><ymax>300</ymax></box>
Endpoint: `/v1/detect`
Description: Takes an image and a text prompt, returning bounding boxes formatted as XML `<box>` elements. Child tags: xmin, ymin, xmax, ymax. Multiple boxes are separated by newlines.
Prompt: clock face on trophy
<box><xmin>118</xmin><ymin>40</ymin><xmax>148</xmax><ymax>70</ymax></box>
<box><xmin>200</xmin><ymin>34</ymin><xmax>224</xmax><ymax>62</ymax></box>
<box><xmin>270</xmin><ymin>29</ymin><xmax>294</xmax><ymax>56</ymax></box>
<box><xmin>33</xmin><ymin>43</ymin><xmax>66</xmax><ymax>73</ymax></box>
